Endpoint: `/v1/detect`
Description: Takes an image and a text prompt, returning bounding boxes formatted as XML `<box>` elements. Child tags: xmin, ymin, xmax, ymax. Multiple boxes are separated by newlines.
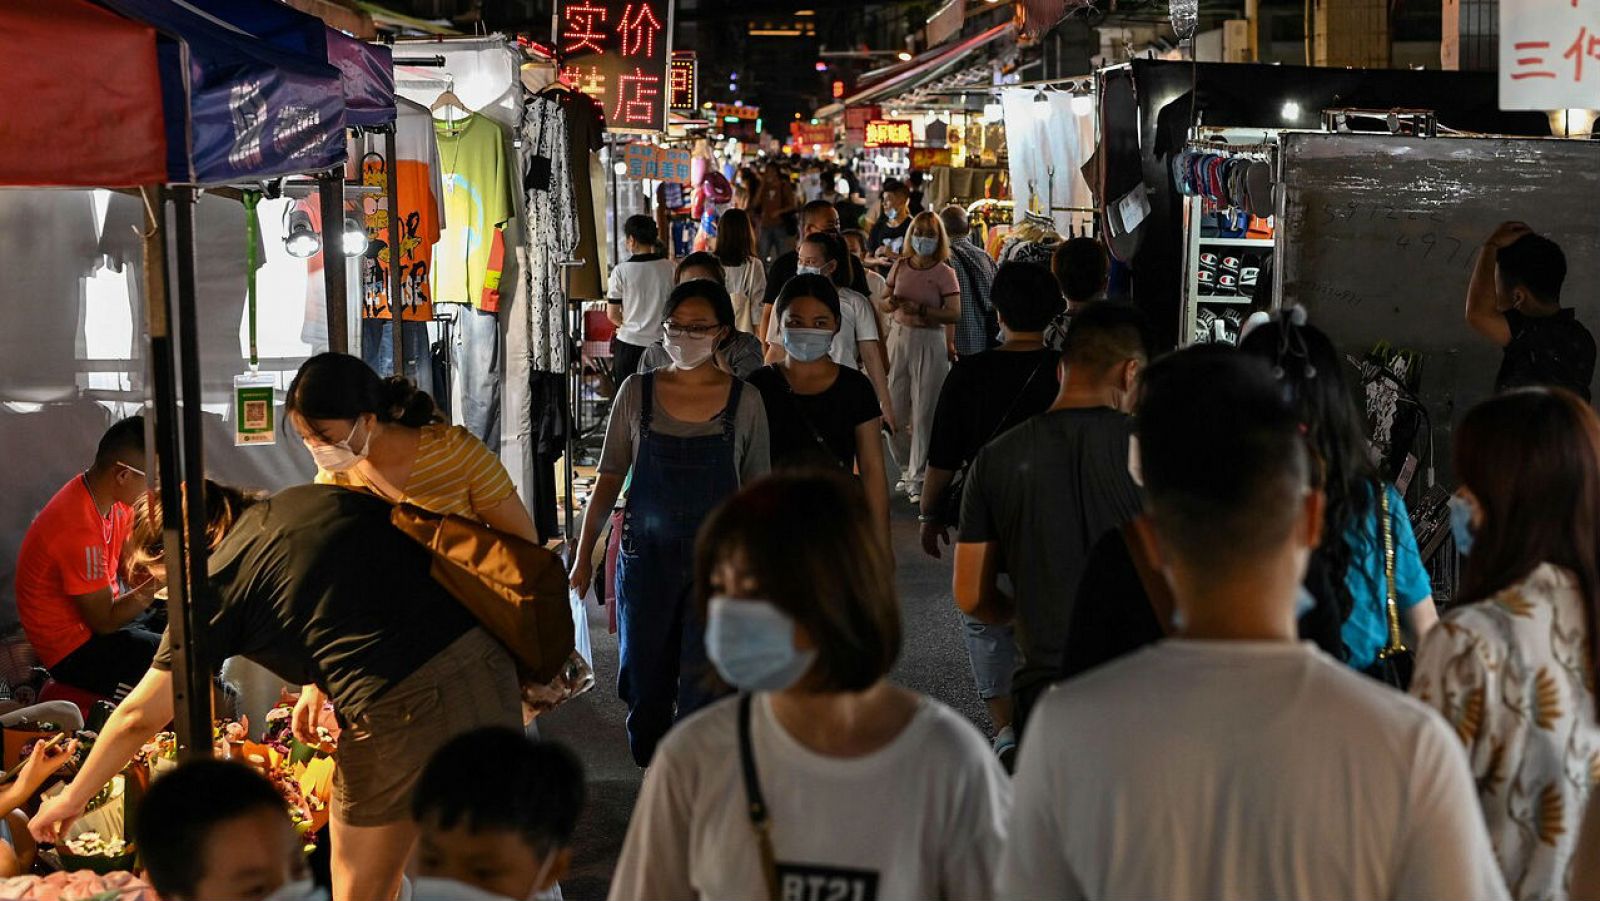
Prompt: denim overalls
<box><xmin>615</xmin><ymin>372</ymin><xmax>742</xmax><ymax>766</ymax></box>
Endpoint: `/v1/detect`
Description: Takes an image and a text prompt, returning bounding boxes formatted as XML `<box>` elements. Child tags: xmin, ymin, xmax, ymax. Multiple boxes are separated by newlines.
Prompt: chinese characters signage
<box><xmin>790</xmin><ymin>122</ymin><xmax>835</xmax><ymax>148</ymax></box>
<box><xmin>671</xmin><ymin>51</ymin><xmax>697</xmax><ymax>111</ymax></box>
<box><xmin>1500</xmin><ymin>0</ymin><xmax>1600</xmax><ymax>109</ymax></box>
<box><xmin>557</xmin><ymin>0</ymin><xmax>675</xmax><ymax>132</ymax></box>
<box><xmin>622</xmin><ymin>143</ymin><xmax>692</xmax><ymax>181</ymax></box>
<box><xmin>865</xmin><ymin>119</ymin><xmax>913</xmax><ymax>148</ymax></box>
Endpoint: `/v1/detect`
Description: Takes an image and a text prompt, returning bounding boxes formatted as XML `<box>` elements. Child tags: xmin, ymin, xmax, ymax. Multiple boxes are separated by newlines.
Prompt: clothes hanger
<box><xmin>430</xmin><ymin>78</ymin><xmax>470</xmax><ymax>133</ymax></box>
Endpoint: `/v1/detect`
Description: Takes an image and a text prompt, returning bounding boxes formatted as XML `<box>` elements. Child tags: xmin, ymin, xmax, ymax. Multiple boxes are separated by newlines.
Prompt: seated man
<box><xmin>14</xmin><ymin>416</ymin><xmax>160</xmax><ymax>700</ymax></box>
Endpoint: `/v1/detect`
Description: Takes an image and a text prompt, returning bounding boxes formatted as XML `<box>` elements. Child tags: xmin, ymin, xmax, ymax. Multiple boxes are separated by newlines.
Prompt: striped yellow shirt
<box><xmin>316</xmin><ymin>423</ymin><xmax>516</xmax><ymax>519</ymax></box>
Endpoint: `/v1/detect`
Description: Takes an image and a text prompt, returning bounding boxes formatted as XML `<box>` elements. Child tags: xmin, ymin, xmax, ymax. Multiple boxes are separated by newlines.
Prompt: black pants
<box><xmin>612</xmin><ymin>338</ymin><xmax>649</xmax><ymax>387</ymax></box>
<box><xmin>1012</xmin><ymin>677</ymin><xmax>1057</xmax><ymax>744</ymax></box>
<box><xmin>49</xmin><ymin>627</ymin><xmax>161</xmax><ymax>700</ymax></box>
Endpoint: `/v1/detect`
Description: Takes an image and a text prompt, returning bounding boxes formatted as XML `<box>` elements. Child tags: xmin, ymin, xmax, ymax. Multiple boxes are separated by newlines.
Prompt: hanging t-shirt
<box><xmin>349</xmin><ymin>98</ymin><xmax>443</xmax><ymax>323</ymax></box>
<box><xmin>609</xmin><ymin>693</ymin><xmax>1010</xmax><ymax>901</ymax></box>
<box><xmin>432</xmin><ymin>113</ymin><xmax>512</xmax><ymax>309</ymax></box>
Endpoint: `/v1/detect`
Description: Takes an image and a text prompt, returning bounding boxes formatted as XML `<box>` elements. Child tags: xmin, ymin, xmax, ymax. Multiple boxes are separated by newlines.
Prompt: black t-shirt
<box><xmin>153</xmin><ymin>485</ymin><xmax>476</xmax><ymax>719</ymax></box>
<box><xmin>867</xmin><ymin>217</ymin><xmax>910</xmax><ymax>256</ymax></box>
<box><xmin>927</xmin><ymin>349</ymin><xmax>1060</xmax><ymax>472</ymax></box>
<box><xmin>1497</xmin><ymin>308</ymin><xmax>1597</xmax><ymax>401</ymax></box>
<box><xmin>748</xmin><ymin>364</ymin><xmax>881</xmax><ymax>470</ymax></box>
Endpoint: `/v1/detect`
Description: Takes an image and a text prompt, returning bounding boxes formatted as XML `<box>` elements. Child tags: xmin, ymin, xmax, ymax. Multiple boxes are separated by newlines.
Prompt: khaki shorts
<box><xmin>332</xmin><ymin>628</ymin><xmax>521</xmax><ymax>827</ymax></box>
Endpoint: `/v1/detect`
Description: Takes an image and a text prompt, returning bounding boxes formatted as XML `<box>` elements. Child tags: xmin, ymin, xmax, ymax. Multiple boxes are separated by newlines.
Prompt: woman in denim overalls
<box><xmin>570</xmin><ymin>280</ymin><xmax>770</xmax><ymax>766</ymax></box>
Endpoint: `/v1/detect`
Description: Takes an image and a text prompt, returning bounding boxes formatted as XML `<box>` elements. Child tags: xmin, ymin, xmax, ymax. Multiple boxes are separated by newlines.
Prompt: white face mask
<box><xmin>663</xmin><ymin>333</ymin><xmax>718</xmax><ymax>369</ymax></box>
<box><xmin>304</xmin><ymin>418</ymin><xmax>371</xmax><ymax>472</ymax></box>
<box><xmin>796</xmin><ymin>264</ymin><xmax>824</xmax><ymax>277</ymax></box>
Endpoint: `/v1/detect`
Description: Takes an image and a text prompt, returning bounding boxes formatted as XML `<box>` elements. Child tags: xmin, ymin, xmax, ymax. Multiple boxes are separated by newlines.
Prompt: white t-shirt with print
<box><xmin>606</xmin><ymin>256</ymin><xmax>677</xmax><ymax>347</ymax></box>
<box><xmin>1002</xmin><ymin>639</ymin><xmax>1510</xmax><ymax>901</ymax></box>
<box><xmin>767</xmin><ymin>287</ymin><xmax>881</xmax><ymax>370</ymax></box>
<box><xmin>610</xmin><ymin>693</ymin><xmax>1010</xmax><ymax>901</ymax></box>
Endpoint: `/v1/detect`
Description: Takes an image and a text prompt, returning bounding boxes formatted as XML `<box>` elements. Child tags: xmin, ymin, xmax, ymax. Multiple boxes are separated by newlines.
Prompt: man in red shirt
<box><xmin>14</xmin><ymin>416</ymin><xmax>161</xmax><ymax>699</ymax></box>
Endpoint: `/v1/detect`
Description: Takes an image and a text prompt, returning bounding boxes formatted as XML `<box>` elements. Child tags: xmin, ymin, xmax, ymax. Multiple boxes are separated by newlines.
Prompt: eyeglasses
<box><xmin>661</xmin><ymin>322</ymin><xmax>722</xmax><ymax>339</ymax></box>
<box><xmin>118</xmin><ymin>462</ymin><xmax>146</xmax><ymax>479</ymax></box>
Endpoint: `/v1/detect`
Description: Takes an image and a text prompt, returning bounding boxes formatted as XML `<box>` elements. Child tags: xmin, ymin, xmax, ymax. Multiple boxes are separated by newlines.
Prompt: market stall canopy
<box><xmin>0</xmin><ymin>0</ymin><xmax>167</xmax><ymax>187</ymax></box>
<box><xmin>179</xmin><ymin>0</ymin><xmax>397</xmax><ymax>126</ymax></box>
<box><xmin>815</xmin><ymin>22</ymin><xmax>1013</xmax><ymax>120</ymax></box>
<box><xmin>95</xmin><ymin>0</ymin><xmax>348</xmax><ymax>185</ymax></box>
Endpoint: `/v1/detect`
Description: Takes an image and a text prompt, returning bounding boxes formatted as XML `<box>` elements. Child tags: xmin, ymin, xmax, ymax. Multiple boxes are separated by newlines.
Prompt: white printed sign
<box><xmin>1500</xmin><ymin>0</ymin><xmax>1600</xmax><ymax>110</ymax></box>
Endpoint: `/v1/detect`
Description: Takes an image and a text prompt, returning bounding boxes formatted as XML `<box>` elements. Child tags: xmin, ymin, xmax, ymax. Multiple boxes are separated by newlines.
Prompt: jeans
<box><xmin>361</xmin><ymin>319</ymin><xmax>434</xmax><ymax>398</ymax></box>
<box><xmin>450</xmin><ymin>305</ymin><xmax>501</xmax><ymax>448</ymax></box>
<box><xmin>961</xmin><ymin>613</ymin><xmax>1018</xmax><ymax>700</ymax></box>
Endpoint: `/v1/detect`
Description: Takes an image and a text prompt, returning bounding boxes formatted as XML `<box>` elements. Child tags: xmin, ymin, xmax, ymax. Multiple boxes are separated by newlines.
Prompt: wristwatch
<box><xmin>917</xmin><ymin>513</ymin><xmax>938</xmax><ymax>524</ymax></box>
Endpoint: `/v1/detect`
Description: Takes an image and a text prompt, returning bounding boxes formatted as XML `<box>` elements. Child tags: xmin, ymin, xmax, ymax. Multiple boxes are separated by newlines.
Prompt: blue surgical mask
<box><xmin>911</xmin><ymin>236</ymin><xmax>938</xmax><ymax>257</ymax></box>
<box><xmin>782</xmin><ymin>327</ymin><xmax>834</xmax><ymax>363</ymax></box>
<box><xmin>1448</xmin><ymin>494</ymin><xmax>1478</xmax><ymax>556</ymax></box>
<box><xmin>796</xmin><ymin>264</ymin><xmax>824</xmax><ymax>277</ymax></box>
<box><xmin>705</xmin><ymin>597</ymin><xmax>817</xmax><ymax>691</ymax></box>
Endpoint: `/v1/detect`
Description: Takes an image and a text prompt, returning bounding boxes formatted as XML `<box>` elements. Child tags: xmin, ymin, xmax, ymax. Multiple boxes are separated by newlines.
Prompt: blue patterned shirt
<box><xmin>948</xmin><ymin>235</ymin><xmax>998</xmax><ymax>356</ymax></box>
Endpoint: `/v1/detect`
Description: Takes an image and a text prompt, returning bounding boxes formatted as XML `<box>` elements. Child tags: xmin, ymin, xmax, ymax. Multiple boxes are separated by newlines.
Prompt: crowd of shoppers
<box><xmin>18</xmin><ymin>154</ymin><xmax>1600</xmax><ymax>901</ymax></box>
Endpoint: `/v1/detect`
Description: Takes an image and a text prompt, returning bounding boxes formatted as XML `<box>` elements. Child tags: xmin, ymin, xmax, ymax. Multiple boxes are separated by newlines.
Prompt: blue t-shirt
<box><xmin>1341</xmin><ymin>483</ymin><xmax>1431</xmax><ymax>670</ymax></box>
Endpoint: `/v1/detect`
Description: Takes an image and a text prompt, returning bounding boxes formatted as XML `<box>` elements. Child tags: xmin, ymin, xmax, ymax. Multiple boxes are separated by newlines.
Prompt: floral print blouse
<box><xmin>1412</xmin><ymin>563</ymin><xmax>1600</xmax><ymax>901</ymax></box>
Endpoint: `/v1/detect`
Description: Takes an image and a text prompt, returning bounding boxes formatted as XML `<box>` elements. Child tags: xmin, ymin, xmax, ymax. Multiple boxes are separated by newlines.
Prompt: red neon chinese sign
<box><xmin>556</xmin><ymin>0</ymin><xmax>675</xmax><ymax>132</ymax></box>
<box><xmin>671</xmin><ymin>51</ymin><xmax>697</xmax><ymax>110</ymax></box>
<box><xmin>864</xmin><ymin>119</ymin><xmax>913</xmax><ymax>148</ymax></box>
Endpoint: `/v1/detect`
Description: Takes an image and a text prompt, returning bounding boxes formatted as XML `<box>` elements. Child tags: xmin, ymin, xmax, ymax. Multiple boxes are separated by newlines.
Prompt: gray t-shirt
<box><xmin>960</xmin><ymin>407</ymin><xmax>1143</xmax><ymax>693</ymax></box>
<box><xmin>599</xmin><ymin>375</ymin><xmax>770</xmax><ymax>482</ymax></box>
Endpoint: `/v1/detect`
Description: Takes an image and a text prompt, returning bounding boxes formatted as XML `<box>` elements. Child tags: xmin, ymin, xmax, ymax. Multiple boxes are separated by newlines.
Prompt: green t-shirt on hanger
<box><xmin>432</xmin><ymin>112</ymin><xmax>512</xmax><ymax>309</ymax></box>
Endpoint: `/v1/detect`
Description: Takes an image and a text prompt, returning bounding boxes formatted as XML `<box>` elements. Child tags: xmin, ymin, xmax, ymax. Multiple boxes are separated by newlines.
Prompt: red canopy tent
<box><xmin>0</xmin><ymin>0</ymin><xmax>167</xmax><ymax>187</ymax></box>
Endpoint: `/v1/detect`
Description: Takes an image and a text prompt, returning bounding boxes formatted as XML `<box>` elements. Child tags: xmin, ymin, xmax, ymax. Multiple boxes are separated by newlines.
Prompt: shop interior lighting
<box><xmin>897</xmin><ymin>51</ymin><xmax>913</xmax><ymax>61</ymax></box>
<box><xmin>1548</xmin><ymin>109</ymin><xmax>1599</xmax><ymax>137</ymax></box>
<box><xmin>341</xmin><ymin>218</ymin><xmax>368</xmax><ymax>257</ymax></box>
<box><xmin>1281</xmin><ymin>100</ymin><xmax>1302</xmax><ymax>122</ymax></box>
<box><xmin>283</xmin><ymin>208</ymin><xmax>321</xmax><ymax>259</ymax></box>
<box><xmin>613</xmin><ymin>160</ymin><xmax>629</xmax><ymax>175</ymax></box>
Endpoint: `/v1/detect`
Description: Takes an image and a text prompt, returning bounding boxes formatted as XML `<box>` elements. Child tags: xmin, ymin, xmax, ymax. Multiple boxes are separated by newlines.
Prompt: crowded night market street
<box><xmin>7</xmin><ymin>0</ymin><xmax>1600</xmax><ymax>899</ymax></box>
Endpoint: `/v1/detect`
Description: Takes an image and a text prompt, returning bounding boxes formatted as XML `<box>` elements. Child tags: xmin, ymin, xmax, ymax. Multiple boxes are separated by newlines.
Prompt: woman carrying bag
<box><xmin>609</xmin><ymin>471</ymin><xmax>1009</xmax><ymax>901</ymax></box>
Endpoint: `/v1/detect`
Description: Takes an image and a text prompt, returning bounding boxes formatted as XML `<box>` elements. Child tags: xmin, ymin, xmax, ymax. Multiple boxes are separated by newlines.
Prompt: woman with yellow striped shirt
<box><xmin>286</xmin><ymin>352</ymin><xmax>538</xmax><ymax>543</ymax></box>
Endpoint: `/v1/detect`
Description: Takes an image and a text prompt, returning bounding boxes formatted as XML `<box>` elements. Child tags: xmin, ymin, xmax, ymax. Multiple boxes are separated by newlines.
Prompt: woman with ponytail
<box><xmin>286</xmin><ymin>352</ymin><xmax>539</xmax><ymax>544</ymax></box>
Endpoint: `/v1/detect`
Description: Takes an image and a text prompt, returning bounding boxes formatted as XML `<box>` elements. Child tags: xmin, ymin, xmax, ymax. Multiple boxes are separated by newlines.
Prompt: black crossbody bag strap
<box><xmin>739</xmin><ymin>694</ymin><xmax>780</xmax><ymax>901</ymax></box>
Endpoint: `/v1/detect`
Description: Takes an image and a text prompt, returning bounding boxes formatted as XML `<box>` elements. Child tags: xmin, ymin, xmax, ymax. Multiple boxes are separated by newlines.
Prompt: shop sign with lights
<box><xmin>671</xmin><ymin>51</ymin><xmax>697</xmax><ymax>111</ymax></box>
<box><xmin>556</xmin><ymin>0</ymin><xmax>676</xmax><ymax>132</ymax></box>
<box><xmin>864</xmin><ymin>119</ymin><xmax>914</xmax><ymax>148</ymax></box>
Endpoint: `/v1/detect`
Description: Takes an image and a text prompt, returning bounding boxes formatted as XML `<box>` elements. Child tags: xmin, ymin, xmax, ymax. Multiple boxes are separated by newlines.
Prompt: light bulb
<box><xmin>1282</xmin><ymin>101</ymin><xmax>1301</xmax><ymax>122</ymax></box>
<box><xmin>1071</xmin><ymin>94</ymin><xmax>1094</xmax><ymax>117</ymax></box>
<box><xmin>283</xmin><ymin>209</ymin><xmax>321</xmax><ymax>259</ymax></box>
<box><xmin>342</xmin><ymin>218</ymin><xmax>368</xmax><ymax>257</ymax></box>
<box><xmin>897</xmin><ymin>51</ymin><xmax>912</xmax><ymax>61</ymax></box>
<box><xmin>614</xmin><ymin>160</ymin><xmax>629</xmax><ymax>175</ymax></box>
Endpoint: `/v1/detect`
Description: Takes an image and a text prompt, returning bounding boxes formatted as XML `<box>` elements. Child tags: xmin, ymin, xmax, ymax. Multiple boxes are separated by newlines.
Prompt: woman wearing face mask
<box><xmin>884</xmin><ymin>211</ymin><xmax>961</xmax><ymax>504</ymax></box>
<box><xmin>1410</xmin><ymin>388</ymin><xmax>1600</xmax><ymax>901</ymax></box>
<box><xmin>764</xmin><ymin>233</ymin><xmax>893</xmax><ymax>425</ymax></box>
<box><xmin>748</xmin><ymin>275</ymin><xmax>890</xmax><ymax>551</ymax></box>
<box><xmin>568</xmin><ymin>280</ymin><xmax>770</xmax><ymax>768</ymax></box>
<box><xmin>286</xmin><ymin>353</ymin><xmax>537</xmax><ymax>542</ymax></box>
<box><xmin>609</xmin><ymin>470</ymin><xmax>1010</xmax><ymax>901</ymax></box>
<box><xmin>639</xmin><ymin>256</ymin><xmax>766</xmax><ymax>380</ymax></box>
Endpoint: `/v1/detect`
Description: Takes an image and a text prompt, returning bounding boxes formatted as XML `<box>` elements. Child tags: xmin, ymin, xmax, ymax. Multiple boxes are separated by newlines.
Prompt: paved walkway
<box><xmin>539</xmin><ymin>506</ymin><xmax>987</xmax><ymax>901</ymax></box>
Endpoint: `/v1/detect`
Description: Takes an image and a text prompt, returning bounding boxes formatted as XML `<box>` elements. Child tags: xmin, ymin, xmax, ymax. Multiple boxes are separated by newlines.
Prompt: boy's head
<box><xmin>136</xmin><ymin>759</ymin><xmax>302</xmax><ymax>901</ymax></box>
<box><xmin>1497</xmin><ymin>232</ymin><xmax>1566</xmax><ymax>312</ymax></box>
<box><xmin>412</xmin><ymin>729</ymin><xmax>586</xmax><ymax>901</ymax></box>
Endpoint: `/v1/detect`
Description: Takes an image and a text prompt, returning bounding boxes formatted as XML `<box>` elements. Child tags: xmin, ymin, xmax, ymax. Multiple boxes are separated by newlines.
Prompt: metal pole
<box><xmin>385</xmin><ymin>128</ymin><xmax>406</xmax><ymax>380</ymax></box>
<box><xmin>609</xmin><ymin>137</ymin><xmax>622</xmax><ymax>263</ymax></box>
<box><xmin>142</xmin><ymin>186</ymin><xmax>210</xmax><ymax>759</ymax></box>
<box><xmin>318</xmin><ymin>170</ymin><xmax>350</xmax><ymax>353</ymax></box>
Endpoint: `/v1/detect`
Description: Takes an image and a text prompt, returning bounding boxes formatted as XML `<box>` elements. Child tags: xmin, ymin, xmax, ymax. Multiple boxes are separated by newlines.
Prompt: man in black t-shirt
<box><xmin>866</xmin><ymin>179</ymin><xmax>912</xmax><ymax>265</ymax></box>
<box><xmin>760</xmin><ymin>201</ymin><xmax>843</xmax><ymax>338</ymax></box>
<box><xmin>1466</xmin><ymin>222</ymin><xmax>1596</xmax><ymax>400</ymax></box>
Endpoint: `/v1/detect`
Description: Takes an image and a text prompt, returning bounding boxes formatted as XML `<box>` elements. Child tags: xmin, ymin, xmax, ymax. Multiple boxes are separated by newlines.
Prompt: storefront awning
<box><xmin>0</xmin><ymin>0</ymin><xmax>168</xmax><ymax>187</ymax></box>
<box><xmin>357</xmin><ymin>1</ymin><xmax>463</xmax><ymax>36</ymax></box>
<box><xmin>178</xmin><ymin>0</ymin><xmax>397</xmax><ymax>127</ymax></box>
<box><xmin>97</xmin><ymin>0</ymin><xmax>348</xmax><ymax>185</ymax></box>
<box><xmin>816</xmin><ymin>22</ymin><xmax>1013</xmax><ymax>119</ymax></box>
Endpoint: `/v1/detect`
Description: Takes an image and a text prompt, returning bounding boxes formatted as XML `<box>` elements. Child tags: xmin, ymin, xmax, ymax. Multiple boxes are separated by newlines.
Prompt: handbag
<box><xmin>1366</xmin><ymin>487</ymin><xmax>1416</xmax><ymax>689</ymax></box>
<box><xmin>738</xmin><ymin>694</ymin><xmax>781</xmax><ymax>901</ymax></box>
<box><xmin>935</xmin><ymin>358</ymin><xmax>1052</xmax><ymax>528</ymax></box>
<box><xmin>388</xmin><ymin>504</ymin><xmax>593</xmax><ymax>716</ymax></box>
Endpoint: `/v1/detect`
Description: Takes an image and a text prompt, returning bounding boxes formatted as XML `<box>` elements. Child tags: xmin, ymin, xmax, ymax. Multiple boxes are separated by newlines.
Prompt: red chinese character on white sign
<box><xmin>617</xmin><ymin>3</ymin><xmax>664</xmax><ymax>58</ymax></box>
<box><xmin>614</xmin><ymin>68</ymin><xmax>661</xmax><ymax>124</ymax></box>
<box><xmin>1564</xmin><ymin>27</ymin><xmax>1600</xmax><ymax>80</ymax></box>
<box><xmin>1511</xmin><ymin>41</ymin><xmax>1557</xmax><ymax>79</ymax></box>
<box><xmin>562</xmin><ymin>2</ymin><xmax>609</xmax><ymax>55</ymax></box>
